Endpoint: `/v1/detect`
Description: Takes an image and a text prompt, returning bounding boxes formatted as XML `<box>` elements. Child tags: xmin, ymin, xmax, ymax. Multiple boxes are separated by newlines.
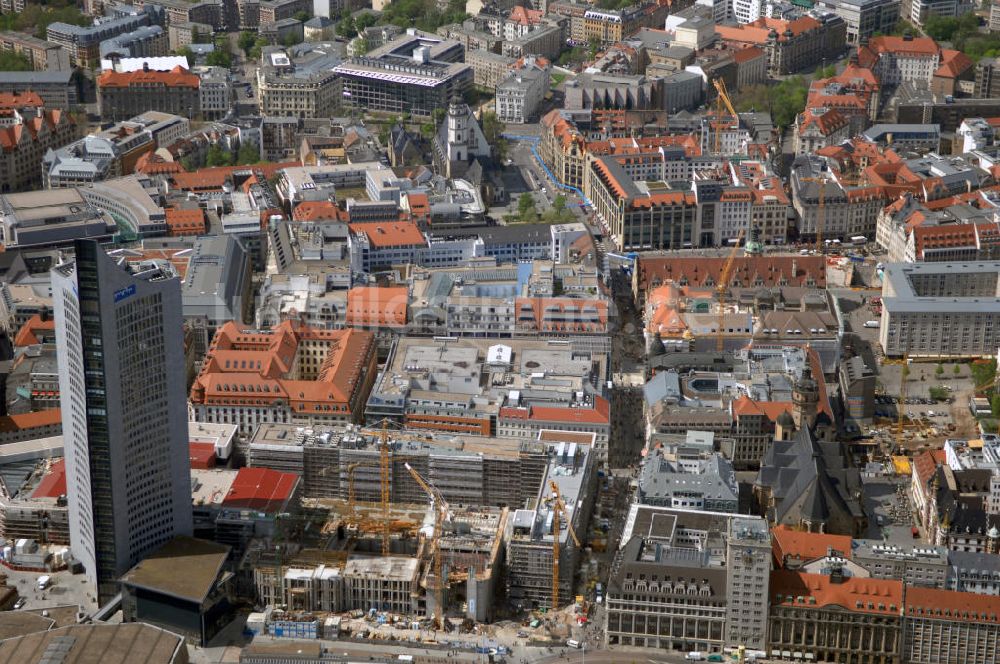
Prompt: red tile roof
<box><xmin>0</xmin><ymin>92</ymin><xmax>44</xmax><ymax>109</ymax></box>
<box><xmin>798</xmin><ymin>107</ymin><xmax>849</xmax><ymax>137</ymax></box>
<box><xmin>771</xmin><ymin>525</ymin><xmax>852</xmax><ymax>567</ymax></box>
<box><xmin>346</xmin><ymin>286</ymin><xmax>408</xmax><ymax>329</ymax></box>
<box><xmin>348</xmin><ymin>221</ymin><xmax>426</xmax><ymax>248</ymax></box>
<box><xmin>0</xmin><ymin>409</ymin><xmax>61</xmax><ymax>432</ymax></box>
<box><xmin>164</xmin><ymin>208</ymin><xmax>206</xmax><ymax>236</ymax></box>
<box><xmin>31</xmin><ymin>459</ymin><xmax>66</xmax><ymax>499</ymax></box>
<box><xmin>732</xmin><ymin>396</ymin><xmax>794</xmax><ymax>421</ymax></box>
<box><xmin>636</xmin><ymin>256</ymin><xmax>827</xmax><ymax>293</ymax></box>
<box><xmin>905</xmin><ymin>586</ymin><xmax>1000</xmax><ymax>623</ymax></box>
<box><xmin>935</xmin><ymin>49</ymin><xmax>973</xmax><ymax>79</ymax></box>
<box><xmin>509</xmin><ymin>5</ymin><xmax>542</xmax><ymax>25</ymax></box>
<box><xmin>771</xmin><ymin>570</ymin><xmax>903</xmax><ymax>616</ymax></box>
<box><xmin>293</xmin><ymin>200</ymin><xmax>344</xmax><ymax>222</ymax></box>
<box><xmin>190</xmin><ymin>320</ymin><xmax>376</xmax><ymax>414</ymax></box>
<box><xmin>13</xmin><ymin>314</ymin><xmax>55</xmax><ymax>347</ymax></box>
<box><xmin>223</xmin><ymin>467</ymin><xmax>298</xmax><ymax>512</ymax></box>
<box><xmin>98</xmin><ymin>65</ymin><xmax>200</xmax><ymax>89</ymax></box>
<box><xmin>504</xmin><ymin>395</ymin><xmax>611</xmax><ymax>425</ymax></box>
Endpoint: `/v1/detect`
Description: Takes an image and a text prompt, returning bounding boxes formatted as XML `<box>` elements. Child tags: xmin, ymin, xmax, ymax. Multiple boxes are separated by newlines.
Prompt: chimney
<box><xmin>143</xmin><ymin>61</ymin><xmax>150</xmax><ymax>72</ymax></box>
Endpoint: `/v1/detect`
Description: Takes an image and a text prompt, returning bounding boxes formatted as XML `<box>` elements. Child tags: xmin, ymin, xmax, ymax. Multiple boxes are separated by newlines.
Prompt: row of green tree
<box><xmin>0</xmin><ymin>1</ymin><xmax>88</xmax><ymax>40</ymax></box>
<box><xmin>181</xmin><ymin>143</ymin><xmax>262</xmax><ymax>171</ymax></box>
<box><xmin>378</xmin><ymin>0</ymin><xmax>467</xmax><ymax>33</ymax></box>
<box><xmin>924</xmin><ymin>13</ymin><xmax>1000</xmax><ymax>60</ymax></box>
<box><xmin>510</xmin><ymin>193</ymin><xmax>576</xmax><ymax>224</ymax></box>
<box><xmin>734</xmin><ymin>76</ymin><xmax>810</xmax><ymax>129</ymax></box>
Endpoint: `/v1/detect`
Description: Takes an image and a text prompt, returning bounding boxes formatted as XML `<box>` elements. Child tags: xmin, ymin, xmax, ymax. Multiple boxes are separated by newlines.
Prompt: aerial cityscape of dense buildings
<box><xmin>4</xmin><ymin>0</ymin><xmax>1000</xmax><ymax>662</ymax></box>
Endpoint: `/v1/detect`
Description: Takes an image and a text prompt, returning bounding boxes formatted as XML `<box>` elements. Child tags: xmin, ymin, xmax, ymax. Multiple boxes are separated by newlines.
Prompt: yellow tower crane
<box><xmin>716</xmin><ymin>228</ymin><xmax>745</xmax><ymax>353</ymax></box>
<box><xmin>712</xmin><ymin>77</ymin><xmax>739</xmax><ymax>155</ymax></box>
<box><xmin>897</xmin><ymin>354</ymin><xmax>910</xmax><ymax>437</ymax></box>
<box><xmin>404</xmin><ymin>462</ymin><xmax>450</xmax><ymax>630</ymax></box>
<box><xmin>549</xmin><ymin>480</ymin><xmax>581</xmax><ymax>612</ymax></box>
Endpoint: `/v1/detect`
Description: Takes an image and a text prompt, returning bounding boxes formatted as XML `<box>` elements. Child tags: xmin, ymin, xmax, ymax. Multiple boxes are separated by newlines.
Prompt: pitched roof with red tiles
<box><xmin>31</xmin><ymin>459</ymin><xmax>66</xmax><ymax>499</ymax></box>
<box><xmin>293</xmin><ymin>200</ymin><xmax>344</xmax><ymax>222</ymax></box>
<box><xmin>935</xmin><ymin>49</ymin><xmax>974</xmax><ymax>79</ymax></box>
<box><xmin>0</xmin><ymin>409</ymin><xmax>61</xmax><ymax>432</ymax></box>
<box><xmin>771</xmin><ymin>525</ymin><xmax>852</xmax><ymax>567</ymax></box>
<box><xmin>716</xmin><ymin>16</ymin><xmax>820</xmax><ymax>45</ymax></box>
<box><xmin>13</xmin><ymin>313</ymin><xmax>55</xmax><ymax>347</ymax></box>
<box><xmin>348</xmin><ymin>221</ymin><xmax>426</xmax><ymax>248</ymax></box>
<box><xmin>501</xmin><ymin>395</ymin><xmax>611</xmax><ymax>426</ymax></box>
<box><xmin>0</xmin><ymin>92</ymin><xmax>44</xmax><ymax>109</ymax></box>
<box><xmin>771</xmin><ymin>570</ymin><xmax>903</xmax><ymax>616</ymax></box>
<box><xmin>346</xmin><ymin>286</ymin><xmax>408</xmax><ymax>329</ymax></box>
<box><xmin>912</xmin><ymin>448</ymin><xmax>947</xmax><ymax>487</ymax></box>
<box><xmin>732</xmin><ymin>45</ymin><xmax>764</xmax><ymax>64</ymax></box>
<box><xmin>905</xmin><ymin>586</ymin><xmax>1000</xmax><ymax>624</ymax></box>
<box><xmin>798</xmin><ymin>107</ymin><xmax>849</xmax><ymax>137</ymax></box>
<box><xmin>190</xmin><ymin>320</ymin><xmax>376</xmax><ymax>413</ymax></box>
<box><xmin>164</xmin><ymin>208</ymin><xmax>206</xmax><ymax>236</ymax></box>
<box><xmin>169</xmin><ymin>161</ymin><xmax>299</xmax><ymax>192</ymax></box>
<box><xmin>732</xmin><ymin>396</ymin><xmax>794</xmax><ymax>421</ymax></box>
<box><xmin>637</xmin><ymin>255</ymin><xmax>827</xmax><ymax>293</ymax></box>
<box><xmin>223</xmin><ymin>467</ymin><xmax>298</xmax><ymax>512</ymax></box>
<box><xmin>515</xmin><ymin>297</ymin><xmax>609</xmax><ymax>333</ymax></box>
<box><xmin>509</xmin><ymin>5</ymin><xmax>543</xmax><ymax>25</ymax></box>
<box><xmin>98</xmin><ymin>65</ymin><xmax>200</xmax><ymax>89</ymax></box>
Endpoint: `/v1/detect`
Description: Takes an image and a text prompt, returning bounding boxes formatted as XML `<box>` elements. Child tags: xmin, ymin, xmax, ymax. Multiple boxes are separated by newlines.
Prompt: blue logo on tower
<box><xmin>113</xmin><ymin>284</ymin><xmax>136</xmax><ymax>303</ymax></box>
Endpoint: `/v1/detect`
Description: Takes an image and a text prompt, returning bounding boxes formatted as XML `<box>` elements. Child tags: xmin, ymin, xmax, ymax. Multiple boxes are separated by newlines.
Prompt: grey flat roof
<box><xmin>882</xmin><ymin>262</ymin><xmax>1000</xmax><ymax>313</ymax></box>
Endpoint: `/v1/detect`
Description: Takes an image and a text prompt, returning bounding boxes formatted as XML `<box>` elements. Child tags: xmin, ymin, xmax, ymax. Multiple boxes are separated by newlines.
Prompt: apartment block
<box><xmin>879</xmin><ymin>262</ymin><xmax>1000</xmax><ymax>358</ymax></box>
<box><xmin>0</xmin><ymin>32</ymin><xmax>71</xmax><ymax>71</ymax></box>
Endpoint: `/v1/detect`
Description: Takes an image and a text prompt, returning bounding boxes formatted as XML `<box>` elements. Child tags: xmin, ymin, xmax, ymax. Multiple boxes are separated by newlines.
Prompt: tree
<box><xmin>953</xmin><ymin>364</ymin><xmax>962</xmax><ymax>376</ymax></box>
<box><xmin>480</xmin><ymin>110</ymin><xmax>508</xmax><ymax>161</ymax></box>
<box><xmin>249</xmin><ymin>36</ymin><xmax>269</xmax><ymax>61</ymax></box>
<box><xmin>206</xmin><ymin>47</ymin><xmax>232</xmax><ymax>68</ymax></box>
<box><xmin>552</xmin><ymin>194</ymin><xmax>566</xmax><ymax>213</ymax></box>
<box><xmin>814</xmin><ymin>64</ymin><xmax>836</xmax><ymax>79</ymax></box>
<box><xmin>336</xmin><ymin>15</ymin><xmax>356</xmax><ymax>39</ymax></box>
<box><xmin>293</xmin><ymin>10</ymin><xmax>311</xmax><ymax>22</ymax></box>
<box><xmin>929</xmin><ymin>386</ymin><xmax>949</xmax><ymax>401</ymax></box>
<box><xmin>432</xmin><ymin>107</ymin><xmax>446</xmax><ymax>126</ymax></box>
<box><xmin>206</xmin><ymin>144</ymin><xmax>232</xmax><ymax>167</ymax></box>
<box><xmin>283</xmin><ymin>31</ymin><xmax>301</xmax><ymax>47</ymax></box>
<box><xmin>238</xmin><ymin>30</ymin><xmax>258</xmax><ymax>55</ymax></box>
<box><xmin>518</xmin><ymin>193</ymin><xmax>536</xmax><ymax>221</ymax></box>
<box><xmin>935</xmin><ymin>364</ymin><xmax>944</xmax><ymax>377</ymax></box>
<box><xmin>236</xmin><ymin>142</ymin><xmax>260</xmax><ymax>165</ymax></box>
<box><xmin>991</xmin><ymin>393</ymin><xmax>1000</xmax><ymax>419</ymax></box>
<box><xmin>420</xmin><ymin>122</ymin><xmax>435</xmax><ymax>139</ymax></box>
<box><xmin>0</xmin><ymin>50</ymin><xmax>32</xmax><ymax>71</ymax></box>
<box><xmin>176</xmin><ymin>46</ymin><xmax>195</xmax><ymax>68</ymax></box>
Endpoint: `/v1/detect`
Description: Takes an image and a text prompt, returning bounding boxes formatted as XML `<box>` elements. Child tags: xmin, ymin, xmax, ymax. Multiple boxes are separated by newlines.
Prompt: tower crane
<box><xmin>712</xmin><ymin>77</ymin><xmax>739</xmax><ymax>156</ymax></box>
<box><xmin>549</xmin><ymin>480</ymin><xmax>581</xmax><ymax>611</ymax></box>
<box><xmin>716</xmin><ymin>228</ymin><xmax>745</xmax><ymax>353</ymax></box>
<box><xmin>897</xmin><ymin>354</ymin><xmax>910</xmax><ymax>436</ymax></box>
<box><xmin>404</xmin><ymin>462</ymin><xmax>450</xmax><ymax>630</ymax></box>
<box><xmin>358</xmin><ymin>420</ymin><xmax>433</xmax><ymax>556</ymax></box>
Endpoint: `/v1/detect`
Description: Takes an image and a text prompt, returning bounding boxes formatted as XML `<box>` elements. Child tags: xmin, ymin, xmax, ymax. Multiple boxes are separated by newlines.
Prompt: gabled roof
<box><xmin>13</xmin><ymin>313</ymin><xmax>55</xmax><ymax>347</ymax></box>
<box><xmin>346</xmin><ymin>286</ymin><xmax>408</xmax><ymax>328</ymax></box>
<box><xmin>771</xmin><ymin>524</ymin><xmax>852</xmax><ymax>567</ymax></box>
<box><xmin>905</xmin><ymin>586</ymin><xmax>1000</xmax><ymax>623</ymax></box>
<box><xmin>771</xmin><ymin>570</ymin><xmax>902</xmax><ymax>616</ymax></box>
<box><xmin>798</xmin><ymin>107</ymin><xmax>849</xmax><ymax>137</ymax></box>
<box><xmin>98</xmin><ymin>65</ymin><xmax>200</xmax><ymax>89</ymax></box>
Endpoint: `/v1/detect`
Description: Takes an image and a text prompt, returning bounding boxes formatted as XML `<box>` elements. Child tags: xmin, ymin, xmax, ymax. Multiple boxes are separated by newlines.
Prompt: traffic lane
<box><xmin>530</xmin><ymin>650</ymin><xmax>693</xmax><ymax>664</ymax></box>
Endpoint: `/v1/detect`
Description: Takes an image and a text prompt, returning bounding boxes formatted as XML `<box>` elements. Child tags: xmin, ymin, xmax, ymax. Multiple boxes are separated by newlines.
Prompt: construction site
<box><xmin>242</xmin><ymin>421</ymin><xmax>596</xmax><ymax>641</ymax></box>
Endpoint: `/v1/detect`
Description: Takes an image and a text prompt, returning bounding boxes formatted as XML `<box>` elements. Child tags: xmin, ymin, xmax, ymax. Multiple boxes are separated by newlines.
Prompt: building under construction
<box><xmin>506</xmin><ymin>439</ymin><xmax>596</xmax><ymax>609</ymax></box>
<box><xmin>247</xmin><ymin>422</ymin><xmax>595</xmax><ymax>511</ymax></box>
<box><xmin>251</xmin><ymin>505</ymin><xmax>508</xmax><ymax>622</ymax></box>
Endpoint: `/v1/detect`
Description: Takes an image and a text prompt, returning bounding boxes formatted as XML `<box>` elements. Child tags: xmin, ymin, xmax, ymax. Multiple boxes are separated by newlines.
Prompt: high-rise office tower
<box><xmin>53</xmin><ymin>240</ymin><xmax>192</xmax><ymax>603</ymax></box>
